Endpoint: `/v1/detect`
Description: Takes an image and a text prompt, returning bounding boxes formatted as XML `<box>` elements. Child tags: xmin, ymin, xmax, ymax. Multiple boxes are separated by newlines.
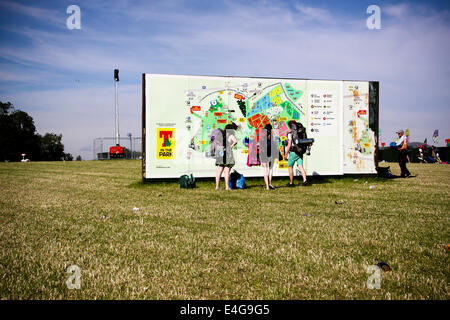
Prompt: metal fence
<box><xmin>378</xmin><ymin>146</ymin><xmax>449</xmax><ymax>163</ymax></box>
<box><xmin>93</xmin><ymin>136</ymin><xmax>142</xmax><ymax>160</ymax></box>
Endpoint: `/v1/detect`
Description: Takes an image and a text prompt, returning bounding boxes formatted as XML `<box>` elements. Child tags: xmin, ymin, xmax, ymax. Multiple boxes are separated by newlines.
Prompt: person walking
<box><xmin>395</xmin><ymin>129</ymin><xmax>411</xmax><ymax>178</ymax></box>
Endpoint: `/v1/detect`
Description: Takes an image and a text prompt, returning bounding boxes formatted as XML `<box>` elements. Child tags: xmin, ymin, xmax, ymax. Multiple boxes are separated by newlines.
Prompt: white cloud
<box><xmin>294</xmin><ymin>3</ymin><xmax>334</xmax><ymax>23</ymax></box>
<box><xmin>1</xmin><ymin>0</ymin><xmax>449</xmax><ymax>159</ymax></box>
<box><xmin>383</xmin><ymin>3</ymin><xmax>410</xmax><ymax>18</ymax></box>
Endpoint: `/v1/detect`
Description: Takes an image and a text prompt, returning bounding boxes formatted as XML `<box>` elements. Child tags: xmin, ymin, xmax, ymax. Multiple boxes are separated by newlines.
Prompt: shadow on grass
<box><xmin>128</xmin><ymin>179</ymin><xmax>179</xmax><ymax>189</ymax></box>
<box><xmin>128</xmin><ymin>173</ymin><xmax>397</xmax><ymax>190</ymax></box>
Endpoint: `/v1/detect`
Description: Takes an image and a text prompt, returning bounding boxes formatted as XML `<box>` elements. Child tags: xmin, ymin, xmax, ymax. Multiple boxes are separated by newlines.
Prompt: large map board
<box><xmin>142</xmin><ymin>74</ymin><xmax>378</xmax><ymax>180</ymax></box>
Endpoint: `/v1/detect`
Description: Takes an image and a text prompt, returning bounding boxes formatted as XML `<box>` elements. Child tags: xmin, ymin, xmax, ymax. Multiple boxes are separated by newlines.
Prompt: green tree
<box><xmin>76</xmin><ymin>155</ymin><xmax>82</xmax><ymax>161</ymax></box>
<box><xmin>40</xmin><ymin>133</ymin><xmax>65</xmax><ymax>161</ymax></box>
<box><xmin>0</xmin><ymin>101</ymin><xmax>41</xmax><ymax>161</ymax></box>
<box><xmin>122</xmin><ymin>147</ymin><xmax>142</xmax><ymax>159</ymax></box>
<box><xmin>0</xmin><ymin>101</ymin><xmax>13</xmax><ymax>115</ymax></box>
<box><xmin>1</xmin><ymin>101</ymin><xmax>71</xmax><ymax>162</ymax></box>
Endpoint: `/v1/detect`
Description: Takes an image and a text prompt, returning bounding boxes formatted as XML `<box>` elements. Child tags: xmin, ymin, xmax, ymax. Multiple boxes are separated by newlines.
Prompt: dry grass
<box><xmin>0</xmin><ymin>160</ymin><xmax>449</xmax><ymax>299</ymax></box>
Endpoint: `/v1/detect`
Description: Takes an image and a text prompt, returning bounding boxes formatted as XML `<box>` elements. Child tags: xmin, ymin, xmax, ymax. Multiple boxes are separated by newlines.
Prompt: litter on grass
<box><xmin>377</xmin><ymin>261</ymin><xmax>391</xmax><ymax>272</ymax></box>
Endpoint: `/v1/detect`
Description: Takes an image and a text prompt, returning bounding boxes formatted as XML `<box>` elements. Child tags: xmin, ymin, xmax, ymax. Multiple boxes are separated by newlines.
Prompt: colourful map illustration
<box><xmin>185</xmin><ymin>82</ymin><xmax>305</xmax><ymax>167</ymax></box>
<box><xmin>343</xmin><ymin>83</ymin><xmax>375</xmax><ymax>172</ymax></box>
<box><xmin>145</xmin><ymin>74</ymin><xmax>378</xmax><ymax>178</ymax></box>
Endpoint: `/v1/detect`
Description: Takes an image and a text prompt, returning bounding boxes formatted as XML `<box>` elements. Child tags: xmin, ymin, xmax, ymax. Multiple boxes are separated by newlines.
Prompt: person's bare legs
<box><xmin>215</xmin><ymin>166</ymin><xmax>224</xmax><ymax>190</ymax></box>
<box><xmin>298</xmin><ymin>164</ymin><xmax>307</xmax><ymax>182</ymax></box>
<box><xmin>224</xmin><ymin>166</ymin><xmax>231</xmax><ymax>190</ymax></box>
<box><xmin>268</xmin><ymin>161</ymin><xmax>274</xmax><ymax>187</ymax></box>
<box><xmin>288</xmin><ymin>166</ymin><xmax>294</xmax><ymax>184</ymax></box>
<box><xmin>262</xmin><ymin>163</ymin><xmax>270</xmax><ymax>189</ymax></box>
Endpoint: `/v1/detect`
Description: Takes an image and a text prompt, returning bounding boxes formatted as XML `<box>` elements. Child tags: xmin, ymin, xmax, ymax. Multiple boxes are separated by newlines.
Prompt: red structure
<box><xmin>110</xmin><ymin>145</ymin><xmax>124</xmax><ymax>158</ymax></box>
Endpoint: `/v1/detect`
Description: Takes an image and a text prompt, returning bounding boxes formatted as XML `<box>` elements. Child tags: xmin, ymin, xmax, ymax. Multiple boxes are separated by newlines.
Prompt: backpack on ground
<box><xmin>180</xmin><ymin>174</ymin><xmax>196</xmax><ymax>188</ymax></box>
<box><xmin>377</xmin><ymin>166</ymin><xmax>396</xmax><ymax>179</ymax></box>
<box><xmin>229</xmin><ymin>170</ymin><xmax>247</xmax><ymax>190</ymax></box>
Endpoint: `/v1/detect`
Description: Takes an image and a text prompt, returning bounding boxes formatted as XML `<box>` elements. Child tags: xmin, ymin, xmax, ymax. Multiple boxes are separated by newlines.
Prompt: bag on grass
<box><xmin>229</xmin><ymin>170</ymin><xmax>247</xmax><ymax>190</ymax></box>
<box><xmin>180</xmin><ymin>174</ymin><xmax>196</xmax><ymax>188</ymax></box>
<box><xmin>377</xmin><ymin>166</ymin><xmax>396</xmax><ymax>179</ymax></box>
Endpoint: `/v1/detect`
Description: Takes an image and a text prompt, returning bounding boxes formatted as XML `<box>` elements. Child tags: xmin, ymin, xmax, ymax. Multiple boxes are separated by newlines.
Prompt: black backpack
<box><xmin>180</xmin><ymin>174</ymin><xmax>196</xmax><ymax>188</ymax></box>
<box><xmin>377</xmin><ymin>166</ymin><xmax>396</xmax><ymax>179</ymax></box>
<box><xmin>290</xmin><ymin>122</ymin><xmax>307</xmax><ymax>155</ymax></box>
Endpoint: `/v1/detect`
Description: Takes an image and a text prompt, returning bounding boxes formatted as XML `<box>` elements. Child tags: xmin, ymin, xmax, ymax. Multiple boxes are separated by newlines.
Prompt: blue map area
<box><xmin>247</xmin><ymin>94</ymin><xmax>272</xmax><ymax>117</ymax></box>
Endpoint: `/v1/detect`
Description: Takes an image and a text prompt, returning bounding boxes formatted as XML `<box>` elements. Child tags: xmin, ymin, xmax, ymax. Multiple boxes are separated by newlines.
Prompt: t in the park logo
<box><xmin>157</xmin><ymin>128</ymin><xmax>175</xmax><ymax>159</ymax></box>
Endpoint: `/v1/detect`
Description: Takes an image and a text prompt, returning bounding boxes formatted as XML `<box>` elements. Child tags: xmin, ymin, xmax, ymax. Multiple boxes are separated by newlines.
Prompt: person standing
<box><xmin>215</xmin><ymin>123</ymin><xmax>238</xmax><ymax>190</ymax></box>
<box><xmin>285</xmin><ymin>120</ymin><xmax>308</xmax><ymax>186</ymax></box>
<box><xmin>260</xmin><ymin>123</ymin><xmax>278</xmax><ymax>190</ymax></box>
<box><xmin>395</xmin><ymin>129</ymin><xmax>411</xmax><ymax>178</ymax></box>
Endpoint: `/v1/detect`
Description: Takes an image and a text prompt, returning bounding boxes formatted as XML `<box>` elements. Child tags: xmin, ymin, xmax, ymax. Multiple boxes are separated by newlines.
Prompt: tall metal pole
<box><xmin>115</xmin><ymin>80</ymin><xmax>120</xmax><ymax>146</ymax></box>
<box><xmin>128</xmin><ymin>133</ymin><xmax>133</xmax><ymax>159</ymax></box>
<box><xmin>114</xmin><ymin>69</ymin><xmax>120</xmax><ymax>146</ymax></box>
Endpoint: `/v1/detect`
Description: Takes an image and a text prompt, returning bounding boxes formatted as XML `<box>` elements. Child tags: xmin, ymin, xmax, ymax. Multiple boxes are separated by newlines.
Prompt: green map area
<box><xmin>189</xmin><ymin>83</ymin><xmax>304</xmax><ymax>160</ymax></box>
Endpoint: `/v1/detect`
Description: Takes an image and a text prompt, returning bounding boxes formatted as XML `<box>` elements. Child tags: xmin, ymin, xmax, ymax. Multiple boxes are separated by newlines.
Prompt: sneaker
<box><xmin>269</xmin><ymin>185</ymin><xmax>275</xmax><ymax>190</ymax></box>
<box><xmin>287</xmin><ymin>183</ymin><xmax>295</xmax><ymax>187</ymax></box>
<box><xmin>302</xmin><ymin>180</ymin><xmax>309</xmax><ymax>186</ymax></box>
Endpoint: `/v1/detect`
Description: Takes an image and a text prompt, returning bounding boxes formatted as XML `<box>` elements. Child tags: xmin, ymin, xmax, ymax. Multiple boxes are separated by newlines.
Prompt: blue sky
<box><xmin>0</xmin><ymin>0</ymin><xmax>449</xmax><ymax>159</ymax></box>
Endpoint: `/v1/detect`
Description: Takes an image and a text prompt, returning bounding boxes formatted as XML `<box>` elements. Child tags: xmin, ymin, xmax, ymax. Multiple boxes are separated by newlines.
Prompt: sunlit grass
<box><xmin>0</xmin><ymin>160</ymin><xmax>448</xmax><ymax>299</ymax></box>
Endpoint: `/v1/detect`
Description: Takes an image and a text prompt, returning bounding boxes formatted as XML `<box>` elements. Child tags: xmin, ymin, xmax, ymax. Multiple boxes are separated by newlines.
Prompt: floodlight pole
<box><xmin>114</xmin><ymin>69</ymin><xmax>120</xmax><ymax>146</ymax></box>
<box><xmin>128</xmin><ymin>132</ymin><xmax>132</xmax><ymax>159</ymax></box>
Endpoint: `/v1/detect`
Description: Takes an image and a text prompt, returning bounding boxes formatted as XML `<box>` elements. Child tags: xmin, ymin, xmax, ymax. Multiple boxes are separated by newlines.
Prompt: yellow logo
<box><xmin>156</xmin><ymin>128</ymin><xmax>175</xmax><ymax>159</ymax></box>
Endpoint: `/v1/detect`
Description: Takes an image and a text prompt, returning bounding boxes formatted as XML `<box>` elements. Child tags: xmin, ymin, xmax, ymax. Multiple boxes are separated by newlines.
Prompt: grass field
<box><xmin>0</xmin><ymin>160</ymin><xmax>448</xmax><ymax>300</ymax></box>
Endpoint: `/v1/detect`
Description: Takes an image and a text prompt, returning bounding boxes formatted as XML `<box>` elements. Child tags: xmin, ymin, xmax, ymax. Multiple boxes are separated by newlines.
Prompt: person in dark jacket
<box><xmin>395</xmin><ymin>129</ymin><xmax>411</xmax><ymax>177</ymax></box>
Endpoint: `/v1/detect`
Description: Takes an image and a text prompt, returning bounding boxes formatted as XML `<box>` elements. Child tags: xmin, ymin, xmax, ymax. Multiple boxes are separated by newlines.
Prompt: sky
<box><xmin>0</xmin><ymin>0</ymin><xmax>449</xmax><ymax>160</ymax></box>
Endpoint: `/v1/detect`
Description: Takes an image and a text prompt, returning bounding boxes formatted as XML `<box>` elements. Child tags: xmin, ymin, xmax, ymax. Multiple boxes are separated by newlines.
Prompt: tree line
<box><xmin>0</xmin><ymin>101</ymin><xmax>77</xmax><ymax>162</ymax></box>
